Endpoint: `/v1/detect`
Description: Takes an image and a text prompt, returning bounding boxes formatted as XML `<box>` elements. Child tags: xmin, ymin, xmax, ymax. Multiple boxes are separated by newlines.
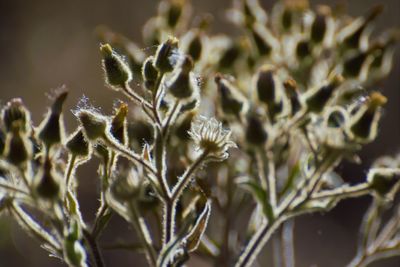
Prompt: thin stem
<box><xmin>102</xmin><ymin>134</ymin><xmax>157</xmax><ymax>176</ymax></box>
<box><xmin>171</xmin><ymin>150</ymin><xmax>209</xmax><ymax>201</ymax></box>
<box><xmin>163</xmin><ymin>199</ymin><xmax>175</xmax><ymax>246</ymax></box>
<box><xmin>128</xmin><ymin>202</ymin><xmax>157</xmax><ymax>267</ymax></box>
<box><xmin>162</xmin><ymin>99</ymin><xmax>181</xmax><ymax>137</ymax></box>
<box><xmin>83</xmin><ymin>228</ymin><xmax>105</xmax><ymax>267</ymax></box>
<box><xmin>266</xmin><ymin>150</ymin><xmax>277</xmax><ymax>210</ymax></box>
<box><xmin>310</xmin><ymin>183</ymin><xmax>371</xmax><ymax>201</ymax></box>
<box><xmin>121</xmin><ymin>83</ymin><xmax>153</xmax><ymax>111</ymax></box>
<box><xmin>282</xmin><ymin>220</ymin><xmax>295</xmax><ymax>267</ymax></box>
<box><xmin>0</xmin><ymin>181</ymin><xmax>29</xmax><ymax>196</ymax></box>
<box><xmin>64</xmin><ymin>154</ymin><xmax>76</xmax><ymax>190</ymax></box>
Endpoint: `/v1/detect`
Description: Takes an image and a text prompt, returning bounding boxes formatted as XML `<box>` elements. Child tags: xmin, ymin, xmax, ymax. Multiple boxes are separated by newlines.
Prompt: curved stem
<box><xmin>83</xmin><ymin>228</ymin><xmax>105</xmax><ymax>267</ymax></box>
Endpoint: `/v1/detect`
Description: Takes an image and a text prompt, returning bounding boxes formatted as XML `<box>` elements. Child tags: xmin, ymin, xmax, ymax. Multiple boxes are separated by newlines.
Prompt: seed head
<box><xmin>188</xmin><ymin>116</ymin><xmax>236</xmax><ymax>161</ymax></box>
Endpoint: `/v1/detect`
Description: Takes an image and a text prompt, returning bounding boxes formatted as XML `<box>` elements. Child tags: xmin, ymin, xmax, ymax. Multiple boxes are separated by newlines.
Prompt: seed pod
<box><xmin>245</xmin><ymin>112</ymin><xmax>268</xmax><ymax>145</ymax></box>
<box><xmin>142</xmin><ymin>56</ymin><xmax>159</xmax><ymax>91</ymax></box>
<box><xmin>305</xmin><ymin>75</ymin><xmax>343</xmax><ymax>113</ymax></box>
<box><xmin>167</xmin><ymin>56</ymin><xmax>198</xmax><ymax>99</ymax></box>
<box><xmin>1</xmin><ymin>98</ymin><xmax>31</xmax><ymax>134</ymax></box>
<box><xmin>215</xmin><ymin>74</ymin><xmax>248</xmax><ymax>118</ymax></box>
<box><xmin>4</xmin><ymin>125</ymin><xmax>32</xmax><ymax>166</ymax></box>
<box><xmin>367</xmin><ymin>168</ymin><xmax>400</xmax><ymax>201</ymax></box>
<box><xmin>66</xmin><ymin>128</ymin><xmax>90</xmax><ymax>158</ymax></box>
<box><xmin>349</xmin><ymin>92</ymin><xmax>386</xmax><ymax>143</ymax></box>
<box><xmin>37</xmin><ymin>90</ymin><xmax>68</xmax><ymax>148</ymax></box>
<box><xmin>283</xmin><ymin>78</ymin><xmax>302</xmax><ymax>116</ymax></box>
<box><xmin>100</xmin><ymin>43</ymin><xmax>132</xmax><ymax>89</ymax></box>
<box><xmin>159</xmin><ymin>0</ymin><xmax>185</xmax><ymax>29</ymax></box>
<box><xmin>35</xmin><ymin>159</ymin><xmax>60</xmax><ymax>200</ymax></box>
<box><xmin>77</xmin><ymin>110</ymin><xmax>108</xmax><ymax>141</ymax></box>
<box><xmin>154</xmin><ymin>37</ymin><xmax>179</xmax><ymax>73</ymax></box>
<box><xmin>110</xmin><ymin>103</ymin><xmax>128</xmax><ymax>145</ymax></box>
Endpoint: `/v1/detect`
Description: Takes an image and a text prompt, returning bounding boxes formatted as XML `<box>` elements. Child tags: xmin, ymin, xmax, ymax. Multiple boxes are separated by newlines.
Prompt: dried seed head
<box><xmin>35</xmin><ymin>159</ymin><xmax>60</xmax><ymax>200</ymax></box>
<box><xmin>66</xmin><ymin>128</ymin><xmax>90</xmax><ymax>158</ymax></box>
<box><xmin>110</xmin><ymin>103</ymin><xmax>128</xmax><ymax>145</ymax></box>
<box><xmin>37</xmin><ymin>89</ymin><xmax>68</xmax><ymax>148</ymax></box>
<box><xmin>77</xmin><ymin>110</ymin><xmax>108</xmax><ymax>141</ymax></box>
<box><xmin>188</xmin><ymin>116</ymin><xmax>236</xmax><ymax>161</ymax></box>
<box><xmin>100</xmin><ymin>43</ymin><xmax>132</xmax><ymax>89</ymax></box>
<box><xmin>1</xmin><ymin>98</ymin><xmax>31</xmax><ymax>134</ymax></box>
<box><xmin>348</xmin><ymin>92</ymin><xmax>386</xmax><ymax>143</ymax></box>
<box><xmin>367</xmin><ymin>168</ymin><xmax>400</xmax><ymax>201</ymax></box>
<box><xmin>154</xmin><ymin>37</ymin><xmax>180</xmax><ymax>73</ymax></box>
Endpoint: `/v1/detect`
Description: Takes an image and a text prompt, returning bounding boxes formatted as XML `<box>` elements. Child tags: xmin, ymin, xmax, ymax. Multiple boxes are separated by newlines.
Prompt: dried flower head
<box><xmin>188</xmin><ymin>116</ymin><xmax>236</xmax><ymax>161</ymax></box>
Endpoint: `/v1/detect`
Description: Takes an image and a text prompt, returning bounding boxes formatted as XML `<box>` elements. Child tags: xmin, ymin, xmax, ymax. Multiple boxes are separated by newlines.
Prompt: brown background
<box><xmin>0</xmin><ymin>0</ymin><xmax>399</xmax><ymax>266</ymax></box>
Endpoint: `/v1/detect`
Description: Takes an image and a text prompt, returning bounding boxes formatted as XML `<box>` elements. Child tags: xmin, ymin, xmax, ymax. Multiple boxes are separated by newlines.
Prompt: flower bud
<box><xmin>1</xmin><ymin>98</ymin><xmax>31</xmax><ymax>134</ymax></box>
<box><xmin>367</xmin><ymin>168</ymin><xmax>400</xmax><ymax>201</ymax></box>
<box><xmin>35</xmin><ymin>159</ymin><xmax>60</xmax><ymax>200</ymax></box>
<box><xmin>4</xmin><ymin>125</ymin><xmax>32</xmax><ymax>166</ymax></box>
<box><xmin>77</xmin><ymin>110</ymin><xmax>108</xmax><ymax>141</ymax></box>
<box><xmin>255</xmin><ymin>65</ymin><xmax>277</xmax><ymax>105</ymax></box>
<box><xmin>245</xmin><ymin>112</ymin><xmax>268</xmax><ymax>145</ymax></box>
<box><xmin>349</xmin><ymin>92</ymin><xmax>386</xmax><ymax>143</ymax></box>
<box><xmin>127</xmin><ymin>120</ymin><xmax>154</xmax><ymax>149</ymax></box>
<box><xmin>167</xmin><ymin>56</ymin><xmax>198</xmax><ymax>99</ymax></box>
<box><xmin>100</xmin><ymin>43</ymin><xmax>132</xmax><ymax>89</ymax></box>
<box><xmin>159</xmin><ymin>0</ymin><xmax>184</xmax><ymax>29</ymax></box>
<box><xmin>37</xmin><ymin>90</ymin><xmax>68</xmax><ymax>148</ymax></box>
<box><xmin>311</xmin><ymin>6</ymin><xmax>330</xmax><ymax>44</ymax></box>
<box><xmin>296</xmin><ymin>39</ymin><xmax>311</xmax><ymax>60</ymax></box>
<box><xmin>142</xmin><ymin>56</ymin><xmax>159</xmax><ymax>91</ymax></box>
<box><xmin>215</xmin><ymin>74</ymin><xmax>248</xmax><ymax>117</ymax></box>
<box><xmin>218</xmin><ymin>43</ymin><xmax>241</xmax><ymax>70</ymax></box>
<box><xmin>110</xmin><ymin>103</ymin><xmax>128</xmax><ymax>145</ymax></box>
<box><xmin>186</xmin><ymin>31</ymin><xmax>203</xmax><ymax>62</ymax></box>
<box><xmin>339</xmin><ymin>5</ymin><xmax>383</xmax><ymax>50</ymax></box>
<box><xmin>154</xmin><ymin>37</ymin><xmax>179</xmax><ymax>73</ymax></box>
<box><xmin>283</xmin><ymin>78</ymin><xmax>302</xmax><ymax>116</ymax></box>
<box><xmin>305</xmin><ymin>75</ymin><xmax>343</xmax><ymax>113</ymax></box>
<box><xmin>66</xmin><ymin>128</ymin><xmax>90</xmax><ymax>158</ymax></box>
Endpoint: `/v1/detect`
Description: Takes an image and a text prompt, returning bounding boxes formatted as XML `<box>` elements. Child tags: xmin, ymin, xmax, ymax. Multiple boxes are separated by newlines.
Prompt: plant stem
<box><xmin>83</xmin><ymin>228</ymin><xmax>105</xmax><ymax>267</ymax></box>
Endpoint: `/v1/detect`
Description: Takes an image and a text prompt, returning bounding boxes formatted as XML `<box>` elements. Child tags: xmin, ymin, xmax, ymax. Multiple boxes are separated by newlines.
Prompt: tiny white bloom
<box><xmin>188</xmin><ymin>116</ymin><xmax>237</xmax><ymax>161</ymax></box>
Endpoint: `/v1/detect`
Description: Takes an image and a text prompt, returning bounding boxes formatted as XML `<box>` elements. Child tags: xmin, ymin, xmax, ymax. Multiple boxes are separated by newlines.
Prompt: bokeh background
<box><xmin>0</xmin><ymin>0</ymin><xmax>399</xmax><ymax>266</ymax></box>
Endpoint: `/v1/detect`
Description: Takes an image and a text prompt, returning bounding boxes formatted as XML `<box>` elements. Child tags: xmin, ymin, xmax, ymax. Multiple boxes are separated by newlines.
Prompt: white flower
<box><xmin>188</xmin><ymin>116</ymin><xmax>237</xmax><ymax>161</ymax></box>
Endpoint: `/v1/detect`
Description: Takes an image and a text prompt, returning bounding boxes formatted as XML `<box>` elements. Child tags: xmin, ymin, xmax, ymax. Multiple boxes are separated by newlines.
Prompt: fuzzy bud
<box><xmin>186</xmin><ymin>31</ymin><xmax>203</xmax><ymax>62</ymax></box>
<box><xmin>283</xmin><ymin>78</ymin><xmax>302</xmax><ymax>116</ymax></box>
<box><xmin>215</xmin><ymin>74</ymin><xmax>248</xmax><ymax>118</ymax></box>
<box><xmin>154</xmin><ymin>37</ymin><xmax>179</xmax><ymax>73</ymax></box>
<box><xmin>167</xmin><ymin>56</ymin><xmax>198</xmax><ymax>99</ymax></box>
<box><xmin>110</xmin><ymin>168</ymin><xmax>141</xmax><ymax>202</ymax></box>
<box><xmin>4</xmin><ymin>125</ymin><xmax>32</xmax><ymax>166</ymax></box>
<box><xmin>325</xmin><ymin>107</ymin><xmax>347</xmax><ymax>128</ymax></box>
<box><xmin>142</xmin><ymin>56</ymin><xmax>159</xmax><ymax>91</ymax></box>
<box><xmin>77</xmin><ymin>110</ymin><xmax>108</xmax><ymax>141</ymax></box>
<box><xmin>245</xmin><ymin>112</ymin><xmax>268</xmax><ymax>145</ymax></box>
<box><xmin>37</xmin><ymin>90</ymin><xmax>68</xmax><ymax>148</ymax></box>
<box><xmin>66</xmin><ymin>128</ymin><xmax>90</xmax><ymax>158</ymax></box>
<box><xmin>110</xmin><ymin>103</ymin><xmax>128</xmax><ymax>145</ymax></box>
<box><xmin>305</xmin><ymin>75</ymin><xmax>343</xmax><ymax>113</ymax></box>
<box><xmin>1</xmin><ymin>98</ymin><xmax>31</xmax><ymax>134</ymax></box>
<box><xmin>100</xmin><ymin>43</ymin><xmax>132</xmax><ymax>89</ymax></box>
<box><xmin>251</xmin><ymin>24</ymin><xmax>272</xmax><ymax>56</ymax></box>
<box><xmin>175</xmin><ymin>111</ymin><xmax>196</xmax><ymax>141</ymax></box>
<box><xmin>296</xmin><ymin>40</ymin><xmax>311</xmax><ymax>60</ymax></box>
<box><xmin>35</xmin><ymin>159</ymin><xmax>60</xmax><ymax>200</ymax></box>
<box><xmin>311</xmin><ymin>6</ymin><xmax>330</xmax><ymax>44</ymax></box>
<box><xmin>218</xmin><ymin>43</ymin><xmax>241</xmax><ymax>70</ymax></box>
<box><xmin>367</xmin><ymin>168</ymin><xmax>400</xmax><ymax>201</ymax></box>
<box><xmin>255</xmin><ymin>65</ymin><xmax>277</xmax><ymax>105</ymax></box>
<box><xmin>343</xmin><ymin>51</ymin><xmax>369</xmax><ymax>78</ymax></box>
<box><xmin>349</xmin><ymin>92</ymin><xmax>386</xmax><ymax>143</ymax></box>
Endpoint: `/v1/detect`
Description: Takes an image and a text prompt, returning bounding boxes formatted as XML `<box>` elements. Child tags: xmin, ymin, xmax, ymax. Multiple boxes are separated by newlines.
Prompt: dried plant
<box><xmin>0</xmin><ymin>0</ymin><xmax>399</xmax><ymax>267</ymax></box>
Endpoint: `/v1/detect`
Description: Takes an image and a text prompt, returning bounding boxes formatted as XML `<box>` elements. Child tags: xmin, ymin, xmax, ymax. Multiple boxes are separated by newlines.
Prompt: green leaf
<box><xmin>185</xmin><ymin>200</ymin><xmax>211</xmax><ymax>252</ymax></box>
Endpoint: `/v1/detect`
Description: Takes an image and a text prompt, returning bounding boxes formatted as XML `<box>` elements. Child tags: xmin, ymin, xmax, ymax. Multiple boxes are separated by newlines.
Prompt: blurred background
<box><xmin>0</xmin><ymin>0</ymin><xmax>399</xmax><ymax>266</ymax></box>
